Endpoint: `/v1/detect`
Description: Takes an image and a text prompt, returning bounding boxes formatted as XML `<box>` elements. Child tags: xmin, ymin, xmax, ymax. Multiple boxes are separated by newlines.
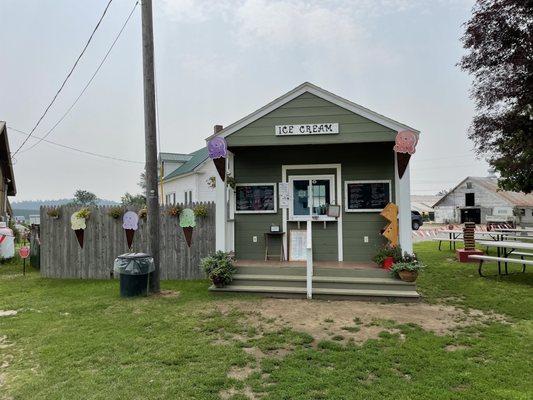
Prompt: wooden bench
<box><xmin>468</xmin><ymin>254</ymin><xmax>533</xmax><ymax>276</ymax></box>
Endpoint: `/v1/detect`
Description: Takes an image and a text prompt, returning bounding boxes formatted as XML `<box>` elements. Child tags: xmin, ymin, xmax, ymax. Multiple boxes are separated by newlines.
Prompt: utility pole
<box><xmin>141</xmin><ymin>0</ymin><xmax>160</xmax><ymax>293</ymax></box>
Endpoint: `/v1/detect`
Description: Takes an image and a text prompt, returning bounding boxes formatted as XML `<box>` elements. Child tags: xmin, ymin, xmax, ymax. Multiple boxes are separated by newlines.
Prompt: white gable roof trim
<box><xmin>205</xmin><ymin>82</ymin><xmax>420</xmax><ymax>142</ymax></box>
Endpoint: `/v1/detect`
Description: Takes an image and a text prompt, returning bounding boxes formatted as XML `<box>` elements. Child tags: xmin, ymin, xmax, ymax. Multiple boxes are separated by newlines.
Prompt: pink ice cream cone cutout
<box><xmin>71</xmin><ymin>213</ymin><xmax>87</xmax><ymax>249</ymax></box>
<box><xmin>393</xmin><ymin>130</ymin><xmax>418</xmax><ymax>179</ymax></box>
<box><xmin>179</xmin><ymin>208</ymin><xmax>196</xmax><ymax>247</ymax></box>
<box><xmin>122</xmin><ymin>211</ymin><xmax>139</xmax><ymax>250</ymax></box>
<box><xmin>207</xmin><ymin>136</ymin><xmax>227</xmax><ymax>181</ymax></box>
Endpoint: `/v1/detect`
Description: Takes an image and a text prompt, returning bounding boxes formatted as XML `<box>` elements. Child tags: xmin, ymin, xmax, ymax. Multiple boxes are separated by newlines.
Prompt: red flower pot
<box><xmin>383</xmin><ymin>256</ymin><xmax>394</xmax><ymax>270</ymax></box>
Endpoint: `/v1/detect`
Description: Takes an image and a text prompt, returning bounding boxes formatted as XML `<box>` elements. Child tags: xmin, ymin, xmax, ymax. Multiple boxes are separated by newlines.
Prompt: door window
<box><xmin>289</xmin><ymin>175</ymin><xmax>335</xmax><ymax>221</ymax></box>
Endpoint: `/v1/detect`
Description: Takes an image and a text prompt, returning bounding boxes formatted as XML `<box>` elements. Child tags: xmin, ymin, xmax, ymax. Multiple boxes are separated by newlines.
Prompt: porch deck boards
<box><xmin>234</xmin><ymin>259</ymin><xmax>379</xmax><ymax>270</ymax></box>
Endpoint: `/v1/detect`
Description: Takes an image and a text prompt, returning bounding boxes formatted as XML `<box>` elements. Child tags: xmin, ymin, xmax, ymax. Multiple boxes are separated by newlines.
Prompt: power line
<box><xmin>9</xmin><ymin>126</ymin><xmax>143</xmax><ymax>165</ymax></box>
<box><xmin>11</xmin><ymin>0</ymin><xmax>114</xmax><ymax>157</ymax></box>
<box><xmin>21</xmin><ymin>1</ymin><xmax>139</xmax><ymax>154</ymax></box>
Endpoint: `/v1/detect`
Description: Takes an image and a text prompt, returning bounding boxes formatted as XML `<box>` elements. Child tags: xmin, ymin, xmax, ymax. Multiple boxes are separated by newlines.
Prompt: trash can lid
<box><xmin>114</xmin><ymin>253</ymin><xmax>154</xmax><ymax>275</ymax></box>
<box><xmin>116</xmin><ymin>252</ymin><xmax>151</xmax><ymax>259</ymax></box>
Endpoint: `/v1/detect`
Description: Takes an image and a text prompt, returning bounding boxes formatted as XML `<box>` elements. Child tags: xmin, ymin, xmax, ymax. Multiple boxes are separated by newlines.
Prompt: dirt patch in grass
<box><xmin>151</xmin><ymin>290</ymin><xmax>180</xmax><ymax>298</ymax></box>
<box><xmin>215</xmin><ymin>299</ymin><xmax>506</xmax><ymax>345</ymax></box>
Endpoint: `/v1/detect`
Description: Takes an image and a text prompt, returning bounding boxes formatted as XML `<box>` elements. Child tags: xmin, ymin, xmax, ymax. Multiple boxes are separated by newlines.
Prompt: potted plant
<box><xmin>226</xmin><ymin>175</ymin><xmax>236</xmax><ymax>190</ymax></box>
<box><xmin>390</xmin><ymin>253</ymin><xmax>424</xmax><ymax>282</ymax></box>
<box><xmin>167</xmin><ymin>205</ymin><xmax>182</xmax><ymax>217</ymax></box>
<box><xmin>107</xmin><ymin>206</ymin><xmax>124</xmax><ymax>219</ymax></box>
<box><xmin>206</xmin><ymin>176</ymin><xmax>216</xmax><ymax>189</ymax></box>
<box><xmin>193</xmin><ymin>204</ymin><xmax>209</xmax><ymax>218</ymax></box>
<box><xmin>47</xmin><ymin>208</ymin><xmax>60</xmax><ymax>219</ymax></box>
<box><xmin>373</xmin><ymin>245</ymin><xmax>401</xmax><ymax>270</ymax></box>
<box><xmin>201</xmin><ymin>251</ymin><xmax>236</xmax><ymax>288</ymax></box>
<box><xmin>138</xmin><ymin>207</ymin><xmax>147</xmax><ymax>220</ymax></box>
<box><xmin>76</xmin><ymin>207</ymin><xmax>91</xmax><ymax>220</ymax></box>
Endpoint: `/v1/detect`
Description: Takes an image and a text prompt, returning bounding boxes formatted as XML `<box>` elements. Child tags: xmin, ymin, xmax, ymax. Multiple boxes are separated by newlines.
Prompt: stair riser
<box><xmin>210</xmin><ymin>291</ymin><xmax>419</xmax><ymax>302</ymax></box>
<box><xmin>231</xmin><ymin>278</ymin><xmax>415</xmax><ymax>292</ymax></box>
<box><xmin>236</xmin><ymin>266</ymin><xmax>389</xmax><ymax>278</ymax></box>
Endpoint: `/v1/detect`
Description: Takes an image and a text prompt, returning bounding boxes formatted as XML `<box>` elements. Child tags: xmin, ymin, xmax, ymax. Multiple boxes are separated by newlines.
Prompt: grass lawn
<box><xmin>1</xmin><ymin>241</ymin><xmax>532</xmax><ymax>399</ymax></box>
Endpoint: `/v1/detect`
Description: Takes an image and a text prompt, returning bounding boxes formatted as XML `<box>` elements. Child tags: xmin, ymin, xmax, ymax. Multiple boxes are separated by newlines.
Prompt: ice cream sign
<box><xmin>122</xmin><ymin>211</ymin><xmax>139</xmax><ymax>249</ymax></box>
<box><xmin>207</xmin><ymin>136</ymin><xmax>228</xmax><ymax>181</ymax></box>
<box><xmin>394</xmin><ymin>130</ymin><xmax>418</xmax><ymax>179</ymax></box>
<box><xmin>275</xmin><ymin>123</ymin><xmax>339</xmax><ymax>136</ymax></box>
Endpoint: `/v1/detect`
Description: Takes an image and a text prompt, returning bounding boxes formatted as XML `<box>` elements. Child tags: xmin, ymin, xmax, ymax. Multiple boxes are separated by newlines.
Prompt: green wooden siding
<box><xmin>226</xmin><ymin>92</ymin><xmax>396</xmax><ymax>147</ymax></box>
<box><xmin>232</xmin><ymin>143</ymin><xmax>395</xmax><ymax>262</ymax></box>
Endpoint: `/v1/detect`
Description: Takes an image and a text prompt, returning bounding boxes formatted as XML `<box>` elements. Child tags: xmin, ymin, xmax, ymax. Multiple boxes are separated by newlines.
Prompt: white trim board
<box><xmin>205</xmin><ymin>82</ymin><xmax>420</xmax><ymax>143</ymax></box>
<box><xmin>344</xmin><ymin>180</ymin><xmax>392</xmax><ymax>213</ymax></box>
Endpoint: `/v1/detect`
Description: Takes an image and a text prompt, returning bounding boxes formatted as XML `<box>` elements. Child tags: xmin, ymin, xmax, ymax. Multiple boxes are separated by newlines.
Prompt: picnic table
<box><xmin>476</xmin><ymin>240</ymin><xmax>533</xmax><ymax>275</ymax></box>
<box><xmin>435</xmin><ymin>230</ymin><xmax>507</xmax><ymax>251</ymax></box>
<box><xmin>491</xmin><ymin>228</ymin><xmax>533</xmax><ymax>235</ymax></box>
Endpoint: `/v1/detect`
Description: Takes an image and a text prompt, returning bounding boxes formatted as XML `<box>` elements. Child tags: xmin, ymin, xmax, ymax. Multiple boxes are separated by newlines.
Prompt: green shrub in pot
<box><xmin>201</xmin><ymin>251</ymin><xmax>236</xmax><ymax>287</ymax></box>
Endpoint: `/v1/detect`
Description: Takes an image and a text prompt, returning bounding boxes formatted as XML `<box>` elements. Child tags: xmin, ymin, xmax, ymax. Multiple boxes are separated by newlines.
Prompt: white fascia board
<box><xmin>205</xmin><ymin>82</ymin><xmax>420</xmax><ymax>143</ymax></box>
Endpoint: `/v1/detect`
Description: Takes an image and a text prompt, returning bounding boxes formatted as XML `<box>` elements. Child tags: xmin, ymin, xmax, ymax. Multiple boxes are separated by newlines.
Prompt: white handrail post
<box><xmin>306</xmin><ymin>184</ymin><xmax>313</xmax><ymax>299</ymax></box>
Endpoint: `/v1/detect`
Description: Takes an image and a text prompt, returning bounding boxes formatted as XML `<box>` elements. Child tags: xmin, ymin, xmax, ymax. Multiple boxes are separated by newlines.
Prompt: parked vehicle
<box><xmin>411</xmin><ymin>211</ymin><xmax>423</xmax><ymax>230</ymax></box>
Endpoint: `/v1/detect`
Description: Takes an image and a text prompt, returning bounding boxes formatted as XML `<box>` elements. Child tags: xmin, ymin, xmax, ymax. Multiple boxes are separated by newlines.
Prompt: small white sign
<box><xmin>275</xmin><ymin>123</ymin><xmax>339</xmax><ymax>136</ymax></box>
<box><xmin>279</xmin><ymin>182</ymin><xmax>290</xmax><ymax>209</ymax></box>
<box><xmin>289</xmin><ymin>230</ymin><xmax>307</xmax><ymax>261</ymax></box>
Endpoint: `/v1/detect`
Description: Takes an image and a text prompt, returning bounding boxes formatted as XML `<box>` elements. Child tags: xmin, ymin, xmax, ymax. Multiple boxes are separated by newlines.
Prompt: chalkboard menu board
<box><xmin>235</xmin><ymin>184</ymin><xmax>277</xmax><ymax>213</ymax></box>
<box><xmin>345</xmin><ymin>181</ymin><xmax>390</xmax><ymax>211</ymax></box>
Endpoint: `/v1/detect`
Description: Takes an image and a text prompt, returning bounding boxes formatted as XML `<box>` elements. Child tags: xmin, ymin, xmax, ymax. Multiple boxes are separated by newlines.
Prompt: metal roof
<box><xmin>433</xmin><ymin>176</ymin><xmax>533</xmax><ymax>208</ymax></box>
<box><xmin>162</xmin><ymin>147</ymin><xmax>209</xmax><ymax>181</ymax></box>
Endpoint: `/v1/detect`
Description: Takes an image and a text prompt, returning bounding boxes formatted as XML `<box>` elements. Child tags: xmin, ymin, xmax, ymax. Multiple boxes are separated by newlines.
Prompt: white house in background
<box><xmin>410</xmin><ymin>195</ymin><xmax>442</xmax><ymax>221</ymax></box>
<box><xmin>433</xmin><ymin>176</ymin><xmax>533</xmax><ymax>226</ymax></box>
<box><xmin>159</xmin><ymin>148</ymin><xmax>217</xmax><ymax>205</ymax></box>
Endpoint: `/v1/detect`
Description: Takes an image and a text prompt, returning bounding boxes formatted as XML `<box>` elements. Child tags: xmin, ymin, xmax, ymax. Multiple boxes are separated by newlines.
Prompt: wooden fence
<box><xmin>39</xmin><ymin>203</ymin><xmax>215</xmax><ymax>280</ymax></box>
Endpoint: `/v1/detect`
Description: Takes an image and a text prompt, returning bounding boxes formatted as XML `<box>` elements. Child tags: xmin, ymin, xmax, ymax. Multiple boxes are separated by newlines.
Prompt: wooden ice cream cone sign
<box><xmin>393</xmin><ymin>130</ymin><xmax>418</xmax><ymax>179</ymax></box>
<box><xmin>207</xmin><ymin>136</ymin><xmax>228</xmax><ymax>181</ymax></box>
<box><xmin>380</xmin><ymin>203</ymin><xmax>399</xmax><ymax>246</ymax></box>
<box><xmin>179</xmin><ymin>208</ymin><xmax>196</xmax><ymax>247</ymax></box>
<box><xmin>122</xmin><ymin>211</ymin><xmax>139</xmax><ymax>250</ymax></box>
<box><xmin>71</xmin><ymin>212</ymin><xmax>87</xmax><ymax>249</ymax></box>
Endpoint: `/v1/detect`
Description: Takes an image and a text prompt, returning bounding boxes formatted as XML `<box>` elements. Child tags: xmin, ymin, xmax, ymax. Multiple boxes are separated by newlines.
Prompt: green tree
<box><xmin>72</xmin><ymin>190</ymin><xmax>98</xmax><ymax>206</ymax></box>
<box><xmin>121</xmin><ymin>192</ymin><xmax>146</xmax><ymax>207</ymax></box>
<box><xmin>459</xmin><ymin>0</ymin><xmax>533</xmax><ymax>193</ymax></box>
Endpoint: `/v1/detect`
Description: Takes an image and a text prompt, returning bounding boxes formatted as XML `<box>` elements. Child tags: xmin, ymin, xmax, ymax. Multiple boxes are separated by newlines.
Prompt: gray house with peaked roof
<box><xmin>159</xmin><ymin>147</ymin><xmax>216</xmax><ymax>205</ymax></box>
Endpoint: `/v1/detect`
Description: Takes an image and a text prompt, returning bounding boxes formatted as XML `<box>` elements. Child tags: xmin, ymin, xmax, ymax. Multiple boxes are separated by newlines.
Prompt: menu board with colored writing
<box><xmin>235</xmin><ymin>184</ymin><xmax>276</xmax><ymax>213</ymax></box>
<box><xmin>345</xmin><ymin>181</ymin><xmax>390</xmax><ymax>211</ymax></box>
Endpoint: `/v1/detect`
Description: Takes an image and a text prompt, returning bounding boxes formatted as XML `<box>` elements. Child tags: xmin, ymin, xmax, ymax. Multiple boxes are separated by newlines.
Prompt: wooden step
<box><xmin>231</xmin><ymin>274</ymin><xmax>416</xmax><ymax>291</ymax></box>
<box><xmin>209</xmin><ymin>284</ymin><xmax>420</xmax><ymax>300</ymax></box>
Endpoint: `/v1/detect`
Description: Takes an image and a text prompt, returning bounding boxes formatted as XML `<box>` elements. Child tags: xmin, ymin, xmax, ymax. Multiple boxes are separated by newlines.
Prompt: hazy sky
<box><xmin>0</xmin><ymin>0</ymin><xmax>488</xmax><ymax>202</ymax></box>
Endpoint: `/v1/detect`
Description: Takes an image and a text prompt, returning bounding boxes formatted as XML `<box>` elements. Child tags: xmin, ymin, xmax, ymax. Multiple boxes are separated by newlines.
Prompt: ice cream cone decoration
<box><xmin>207</xmin><ymin>136</ymin><xmax>228</xmax><ymax>181</ymax></box>
<box><xmin>71</xmin><ymin>213</ymin><xmax>87</xmax><ymax>249</ymax></box>
<box><xmin>393</xmin><ymin>130</ymin><xmax>418</xmax><ymax>179</ymax></box>
<box><xmin>122</xmin><ymin>211</ymin><xmax>139</xmax><ymax>249</ymax></box>
<box><xmin>179</xmin><ymin>208</ymin><xmax>196</xmax><ymax>247</ymax></box>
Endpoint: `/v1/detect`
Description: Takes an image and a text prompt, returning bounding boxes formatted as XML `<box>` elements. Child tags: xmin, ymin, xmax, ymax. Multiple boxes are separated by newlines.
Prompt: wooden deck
<box><xmin>234</xmin><ymin>259</ymin><xmax>379</xmax><ymax>270</ymax></box>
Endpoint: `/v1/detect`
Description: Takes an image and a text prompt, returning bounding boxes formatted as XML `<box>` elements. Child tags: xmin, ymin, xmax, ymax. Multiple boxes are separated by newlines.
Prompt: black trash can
<box><xmin>113</xmin><ymin>253</ymin><xmax>154</xmax><ymax>297</ymax></box>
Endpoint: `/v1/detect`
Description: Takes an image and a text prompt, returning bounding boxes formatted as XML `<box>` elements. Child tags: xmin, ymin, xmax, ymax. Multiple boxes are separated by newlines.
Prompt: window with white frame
<box><xmin>184</xmin><ymin>190</ymin><xmax>193</xmax><ymax>204</ymax></box>
<box><xmin>234</xmin><ymin>183</ymin><xmax>277</xmax><ymax>213</ymax></box>
<box><xmin>288</xmin><ymin>175</ymin><xmax>335</xmax><ymax>221</ymax></box>
<box><xmin>165</xmin><ymin>192</ymin><xmax>176</xmax><ymax>205</ymax></box>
